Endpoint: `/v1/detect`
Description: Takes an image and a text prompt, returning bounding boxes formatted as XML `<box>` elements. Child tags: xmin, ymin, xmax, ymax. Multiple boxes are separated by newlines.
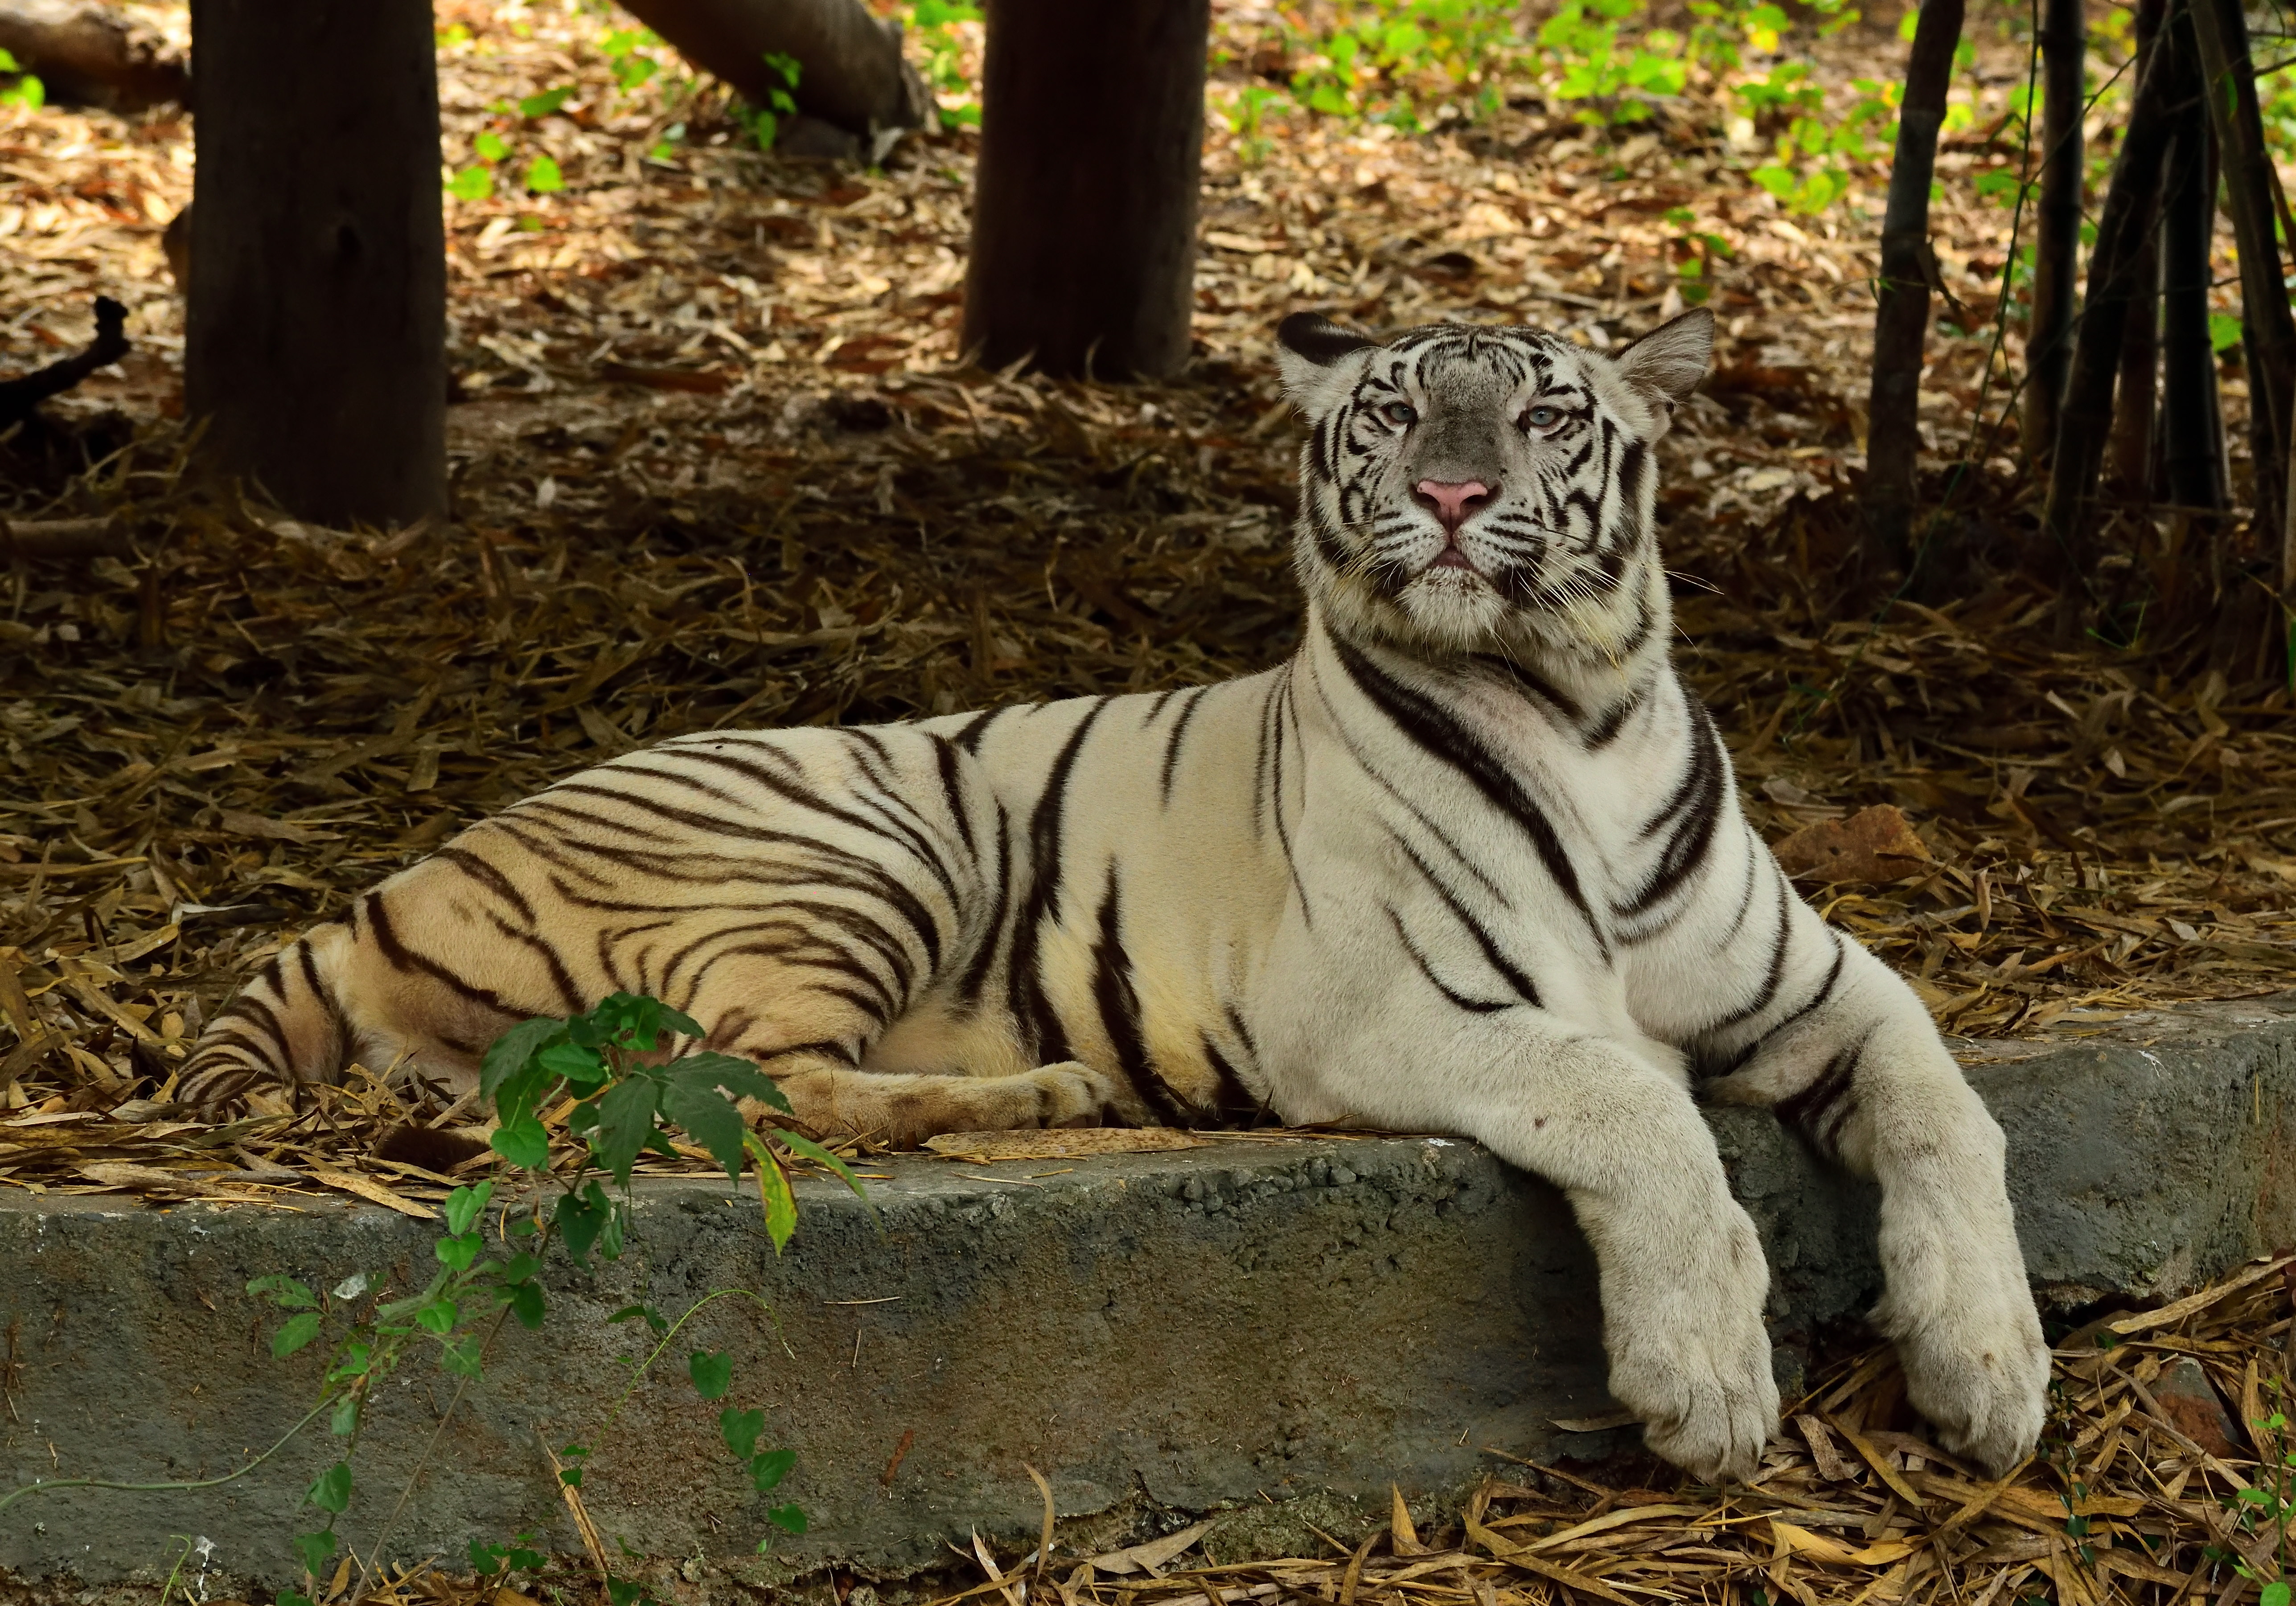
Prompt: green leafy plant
<box><xmin>1540</xmin><ymin>0</ymin><xmax>1684</xmax><ymax>126</ymax></box>
<box><xmin>6</xmin><ymin>992</ymin><xmax>858</xmax><ymax>1596</ymax></box>
<box><xmin>1663</xmin><ymin>206</ymin><xmax>1735</xmax><ymax>304</ymax></box>
<box><xmin>2228</xmin><ymin>1389</ymin><xmax>2294</xmax><ymax>1606</ymax></box>
<box><xmin>897</xmin><ymin>0</ymin><xmax>983</xmax><ymax>127</ymax></box>
<box><xmin>741</xmin><ymin>51</ymin><xmax>803</xmax><ymax>151</ymax></box>
<box><xmin>0</xmin><ymin>46</ymin><xmax>43</xmax><ymax>109</ymax></box>
<box><xmin>447</xmin><ymin>85</ymin><xmax>576</xmax><ymax>206</ymax></box>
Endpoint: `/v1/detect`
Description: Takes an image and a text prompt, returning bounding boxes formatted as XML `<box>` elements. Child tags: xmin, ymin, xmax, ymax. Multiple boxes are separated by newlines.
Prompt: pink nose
<box><xmin>1414</xmin><ymin>479</ymin><xmax>1494</xmax><ymax>533</ymax></box>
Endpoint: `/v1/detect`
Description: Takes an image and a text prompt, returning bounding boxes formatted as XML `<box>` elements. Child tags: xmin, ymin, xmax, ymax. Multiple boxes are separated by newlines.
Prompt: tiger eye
<box><xmin>1381</xmin><ymin>401</ymin><xmax>1417</xmax><ymax>428</ymax></box>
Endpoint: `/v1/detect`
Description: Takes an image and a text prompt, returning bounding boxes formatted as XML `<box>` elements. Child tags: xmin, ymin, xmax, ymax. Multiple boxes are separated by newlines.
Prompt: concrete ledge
<box><xmin>6</xmin><ymin>995</ymin><xmax>2296</xmax><ymax>1591</ymax></box>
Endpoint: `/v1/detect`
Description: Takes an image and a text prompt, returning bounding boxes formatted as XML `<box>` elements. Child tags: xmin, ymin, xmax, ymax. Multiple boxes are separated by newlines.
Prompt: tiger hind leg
<box><xmin>758</xmin><ymin>1057</ymin><xmax>1128</xmax><ymax>1149</ymax></box>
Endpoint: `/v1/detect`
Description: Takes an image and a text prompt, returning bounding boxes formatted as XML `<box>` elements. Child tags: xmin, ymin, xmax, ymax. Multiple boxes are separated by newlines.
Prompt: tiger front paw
<box><xmin>1877</xmin><ymin>1233</ymin><xmax>2049</xmax><ymax>1476</ymax></box>
<box><xmin>1604</xmin><ymin>1204</ymin><xmax>1779</xmax><ymax>1483</ymax></box>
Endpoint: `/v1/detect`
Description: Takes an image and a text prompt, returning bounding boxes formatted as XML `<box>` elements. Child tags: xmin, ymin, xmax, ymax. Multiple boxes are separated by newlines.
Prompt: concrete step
<box><xmin>4</xmin><ymin>993</ymin><xmax>2294</xmax><ymax>1594</ymax></box>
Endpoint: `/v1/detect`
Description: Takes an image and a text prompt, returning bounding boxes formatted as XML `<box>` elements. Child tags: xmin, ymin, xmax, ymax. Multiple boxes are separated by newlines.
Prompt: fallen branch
<box><xmin>0</xmin><ymin>295</ymin><xmax>129</xmax><ymax>428</ymax></box>
<box><xmin>0</xmin><ymin>0</ymin><xmax>188</xmax><ymax>111</ymax></box>
<box><xmin>619</xmin><ymin>0</ymin><xmax>929</xmax><ymax>144</ymax></box>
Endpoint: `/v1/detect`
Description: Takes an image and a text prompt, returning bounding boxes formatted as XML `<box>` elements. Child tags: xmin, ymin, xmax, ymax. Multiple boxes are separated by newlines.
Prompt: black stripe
<box><xmin>1702</xmin><ymin>935</ymin><xmax>1849</xmax><ymax>1076</ymax></box>
<box><xmin>1616</xmin><ymin>702</ymin><xmax>1726</xmax><ymax>922</ymax></box>
<box><xmin>214</xmin><ymin>993</ymin><xmax>293</xmax><ymax>1072</ymax></box>
<box><xmin>1224</xmin><ymin>1003</ymin><xmax>1259</xmax><ymax>1071</ymax></box>
<box><xmin>294</xmin><ymin>939</ymin><xmax>350</xmax><ymax>1063</ymax></box>
<box><xmin>366</xmin><ymin>892</ymin><xmax>523</xmax><ymax>1016</ymax></box>
<box><xmin>1201</xmin><ymin>1033</ymin><xmax>1256</xmax><ymax>1119</ymax></box>
<box><xmin>1089</xmin><ymin>863</ymin><xmax>1187</xmax><ymax>1124</ymax></box>
<box><xmin>1331</xmin><ymin>635</ymin><xmax>1605</xmax><ymax>955</ymax></box>
<box><xmin>930</xmin><ymin>735</ymin><xmax>978</xmax><ymax>859</ymax></box>
<box><xmin>1265</xmin><ymin>674</ymin><xmax>1312</xmax><ymax>924</ymax></box>
<box><xmin>955</xmin><ymin>800</ymin><xmax>1012</xmax><ymax>1009</ymax></box>
<box><xmin>1006</xmin><ymin>699</ymin><xmax>1112</xmax><ymax>1060</ymax></box>
<box><xmin>1388</xmin><ymin>829</ymin><xmax>1540</xmax><ymax>1006</ymax></box>
<box><xmin>952</xmin><ymin>705</ymin><xmax>1017</xmax><ymax>753</ymax></box>
<box><xmin>1774</xmin><ymin>1030</ymin><xmax>1871</xmax><ymax>1152</ymax></box>
<box><xmin>1469</xmin><ymin>654</ymin><xmax>1582</xmax><ymax>722</ymax></box>
<box><xmin>431</xmin><ymin>846</ymin><xmax>538</xmax><ymax>924</ymax></box>
<box><xmin>1388</xmin><ymin>907</ymin><xmax>1512</xmax><ymax>1012</ymax></box>
<box><xmin>1303</xmin><ymin>656</ymin><xmax>1512</xmax><ymax>905</ymax></box>
<box><xmin>1583</xmin><ymin>687</ymin><xmax>1644</xmax><ymax>749</ymax></box>
<box><xmin>485</xmin><ymin>911</ymin><xmax>587</xmax><ymax>1012</ymax></box>
<box><xmin>1158</xmin><ymin>686</ymin><xmax>1209</xmax><ymax>803</ymax></box>
<box><xmin>1698</xmin><ymin>872</ymin><xmax>1796</xmax><ymax>1038</ymax></box>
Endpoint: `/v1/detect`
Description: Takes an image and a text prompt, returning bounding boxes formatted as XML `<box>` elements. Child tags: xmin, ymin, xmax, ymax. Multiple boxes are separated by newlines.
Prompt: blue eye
<box><xmin>1380</xmin><ymin>401</ymin><xmax>1417</xmax><ymax>428</ymax></box>
<box><xmin>1520</xmin><ymin>404</ymin><xmax>1563</xmax><ymax>431</ymax></box>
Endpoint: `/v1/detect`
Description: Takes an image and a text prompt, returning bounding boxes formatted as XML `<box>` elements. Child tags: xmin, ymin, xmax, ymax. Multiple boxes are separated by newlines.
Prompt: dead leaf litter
<box><xmin>0</xmin><ymin>0</ymin><xmax>2292</xmax><ymax>1202</ymax></box>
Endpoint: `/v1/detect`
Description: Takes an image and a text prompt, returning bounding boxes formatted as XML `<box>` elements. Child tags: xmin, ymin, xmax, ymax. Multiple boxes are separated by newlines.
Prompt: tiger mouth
<box><xmin>1419</xmin><ymin>539</ymin><xmax>1484</xmax><ymax>578</ymax></box>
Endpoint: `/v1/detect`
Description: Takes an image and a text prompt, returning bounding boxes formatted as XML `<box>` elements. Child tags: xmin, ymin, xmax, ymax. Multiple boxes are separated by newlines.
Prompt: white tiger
<box><xmin>181</xmin><ymin>307</ymin><xmax>2050</xmax><ymax>1481</ymax></box>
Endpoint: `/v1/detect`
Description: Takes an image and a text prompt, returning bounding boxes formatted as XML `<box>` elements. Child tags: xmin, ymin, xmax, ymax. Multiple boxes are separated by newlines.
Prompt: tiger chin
<box><xmin>181</xmin><ymin>307</ymin><xmax>2050</xmax><ymax>1486</ymax></box>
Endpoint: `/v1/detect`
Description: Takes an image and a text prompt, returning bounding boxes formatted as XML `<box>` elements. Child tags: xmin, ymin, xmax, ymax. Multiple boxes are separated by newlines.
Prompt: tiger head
<box><xmin>1276</xmin><ymin>309</ymin><xmax>1712</xmax><ymax>670</ymax></box>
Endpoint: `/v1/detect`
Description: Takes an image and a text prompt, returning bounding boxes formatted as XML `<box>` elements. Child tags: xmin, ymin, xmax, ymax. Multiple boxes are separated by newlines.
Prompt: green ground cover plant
<box><xmin>2</xmin><ymin>992</ymin><xmax>862</xmax><ymax>1603</ymax></box>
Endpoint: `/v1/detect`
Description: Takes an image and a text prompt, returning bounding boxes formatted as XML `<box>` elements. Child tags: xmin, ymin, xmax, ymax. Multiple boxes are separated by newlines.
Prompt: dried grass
<box><xmin>0</xmin><ymin>0</ymin><xmax>2291</xmax><ymax>1200</ymax></box>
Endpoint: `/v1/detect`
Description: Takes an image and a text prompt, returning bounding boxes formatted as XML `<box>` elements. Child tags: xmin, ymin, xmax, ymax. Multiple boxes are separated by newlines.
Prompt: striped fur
<box><xmin>181</xmin><ymin>309</ymin><xmax>2046</xmax><ymax>1481</ymax></box>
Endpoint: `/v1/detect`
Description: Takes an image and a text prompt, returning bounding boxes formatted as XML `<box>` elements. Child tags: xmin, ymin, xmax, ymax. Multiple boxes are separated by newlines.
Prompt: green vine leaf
<box><xmin>481</xmin><ymin>1018</ymin><xmax>565</xmax><ymax>1102</ymax></box>
<box><xmin>688</xmin><ymin>1349</ymin><xmax>733</xmax><ymax>1400</ymax></box>
<box><xmin>306</xmin><ymin>1461</ymin><xmax>353</xmax><ymax>1516</ymax></box>
<box><xmin>743</xmin><ymin>1131</ymin><xmax>798</xmax><ymax>1253</ymax></box>
<box><xmin>248</xmin><ymin>1274</ymin><xmax>317</xmax><ymax>1309</ymax></box>
<box><xmin>720</xmin><ymin>1406</ymin><xmax>766</xmax><ymax>1460</ymax></box>
<box><xmin>271</xmin><ymin>1311</ymin><xmax>324</xmax><ymax>1359</ymax></box>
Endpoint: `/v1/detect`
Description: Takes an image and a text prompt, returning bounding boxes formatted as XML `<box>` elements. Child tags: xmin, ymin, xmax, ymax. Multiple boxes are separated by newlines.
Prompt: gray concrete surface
<box><xmin>5</xmin><ymin>994</ymin><xmax>2296</xmax><ymax>1595</ymax></box>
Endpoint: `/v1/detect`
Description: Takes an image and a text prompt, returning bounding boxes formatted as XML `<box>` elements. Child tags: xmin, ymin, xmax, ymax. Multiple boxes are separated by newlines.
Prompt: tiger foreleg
<box><xmin>1276</xmin><ymin>1008</ymin><xmax>1779</xmax><ymax>1483</ymax></box>
<box><xmin>1706</xmin><ymin>944</ymin><xmax>2049</xmax><ymax>1475</ymax></box>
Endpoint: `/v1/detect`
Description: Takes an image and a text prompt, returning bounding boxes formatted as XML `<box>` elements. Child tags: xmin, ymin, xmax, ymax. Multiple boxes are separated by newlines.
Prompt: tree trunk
<box><xmin>2106</xmin><ymin>0</ymin><xmax>2166</xmax><ymax>502</ymax></box>
<box><xmin>2185</xmin><ymin>0</ymin><xmax>2296</xmax><ymax>550</ymax></box>
<box><xmin>1860</xmin><ymin>0</ymin><xmax>1965</xmax><ymax>585</ymax></box>
<box><xmin>185</xmin><ymin>0</ymin><xmax>444</xmax><ymax>527</ymax></box>
<box><xmin>2024</xmin><ymin>0</ymin><xmax>2086</xmax><ymax>465</ymax></box>
<box><xmin>2160</xmin><ymin>3</ymin><xmax>2226</xmax><ymax>512</ymax></box>
<box><xmin>0</xmin><ymin>0</ymin><xmax>187</xmax><ymax>112</ymax></box>
<box><xmin>619</xmin><ymin>0</ymin><xmax>929</xmax><ymax>142</ymax></box>
<box><xmin>2041</xmin><ymin>38</ymin><xmax>2174</xmax><ymax>628</ymax></box>
<box><xmin>961</xmin><ymin>0</ymin><xmax>1211</xmax><ymax>380</ymax></box>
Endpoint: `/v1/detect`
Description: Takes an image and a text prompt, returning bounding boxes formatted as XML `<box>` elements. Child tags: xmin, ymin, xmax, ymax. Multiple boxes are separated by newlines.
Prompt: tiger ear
<box><xmin>1277</xmin><ymin>311</ymin><xmax>1377</xmax><ymax>407</ymax></box>
<box><xmin>1613</xmin><ymin>307</ymin><xmax>1714</xmax><ymax>418</ymax></box>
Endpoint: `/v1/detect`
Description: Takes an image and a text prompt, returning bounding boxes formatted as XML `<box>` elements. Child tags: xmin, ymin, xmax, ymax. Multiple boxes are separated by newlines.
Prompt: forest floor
<box><xmin>1</xmin><ymin>0</ymin><xmax>2295</xmax><ymax>1191</ymax></box>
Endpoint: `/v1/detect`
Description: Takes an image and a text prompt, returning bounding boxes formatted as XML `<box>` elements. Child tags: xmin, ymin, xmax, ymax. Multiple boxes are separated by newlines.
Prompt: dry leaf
<box><xmin>1773</xmin><ymin>804</ymin><xmax>1934</xmax><ymax>884</ymax></box>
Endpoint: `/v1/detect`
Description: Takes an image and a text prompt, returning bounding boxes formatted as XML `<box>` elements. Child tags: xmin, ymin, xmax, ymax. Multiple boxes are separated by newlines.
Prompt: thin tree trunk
<box><xmin>185</xmin><ymin>0</ymin><xmax>445</xmax><ymax>525</ymax></box>
<box><xmin>1861</xmin><ymin>0</ymin><xmax>1966</xmax><ymax>584</ymax></box>
<box><xmin>2160</xmin><ymin>3</ymin><xmax>2226</xmax><ymax>512</ymax></box>
<box><xmin>2106</xmin><ymin>0</ymin><xmax>2167</xmax><ymax>501</ymax></box>
<box><xmin>2024</xmin><ymin>0</ymin><xmax>2087</xmax><ymax>465</ymax></box>
<box><xmin>2042</xmin><ymin>38</ymin><xmax>2175</xmax><ymax>630</ymax></box>
<box><xmin>2186</xmin><ymin>0</ymin><xmax>2296</xmax><ymax>557</ymax></box>
<box><xmin>960</xmin><ymin>0</ymin><xmax>1211</xmax><ymax>379</ymax></box>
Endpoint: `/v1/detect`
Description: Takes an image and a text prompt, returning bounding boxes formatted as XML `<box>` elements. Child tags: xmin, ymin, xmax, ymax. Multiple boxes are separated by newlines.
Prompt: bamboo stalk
<box><xmin>2024</xmin><ymin>0</ymin><xmax>2087</xmax><ymax>465</ymax></box>
<box><xmin>2187</xmin><ymin>0</ymin><xmax>2296</xmax><ymax>544</ymax></box>
<box><xmin>2159</xmin><ymin>1</ymin><xmax>2226</xmax><ymax>514</ymax></box>
<box><xmin>2106</xmin><ymin>0</ymin><xmax>2167</xmax><ymax>503</ymax></box>
<box><xmin>2042</xmin><ymin>36</ymin><xmax>2176</xmax><ymax>631</ymax></box>
<box><xmin>1860</xmin><ymin>0</ymin><xmax>1967</xmax><ymax>584</ymax></box>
